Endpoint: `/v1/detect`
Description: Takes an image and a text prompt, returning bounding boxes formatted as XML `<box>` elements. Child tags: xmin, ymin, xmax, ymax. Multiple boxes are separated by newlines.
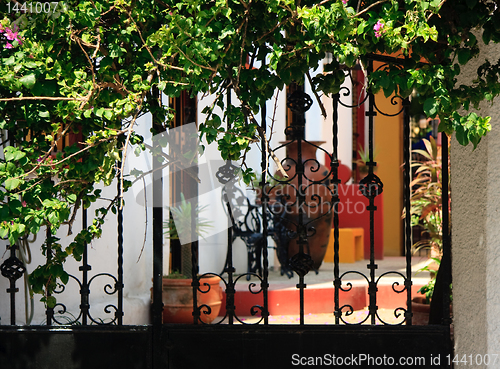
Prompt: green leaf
<box><xmin>60</xmin><ymin>271</ymin><xmax>69</xmax><ymax>285</ymax></box>
<box><xmin>5</xmin><ymin>178</ymin><xmax>21</xmax><ymax>191</ymax></box>
<box><xmin>457</xmin><ymin>49</ymin><xmax>471</xmax><ymax>65</ymax></box>
<box><xmin>19</xmin><ymin>74</ymin><xmax>37</xmax><ymax>89</ymax></box>
<box><xmin>423</xmin><ymin>98</ymin><xmax>439</xmax><ymax>117</ymax></box>
<box><xmin>4</xmin><ymin>147</ymin><xmax>26</xmax><ymax>162</ymax></box>
<box><xmin>483</xmin><ymin>28</ymin><xmax>492</xmax><ymax>45</ymax></box>
<box><xmin>46</xmin><ymin>296</ymin><xmax>57</xmax><ymax>309</ymax></box>
<box><xmin>3</xmin><ymin>55</ymin><xmax>15</xmax><ymax>66</ymax></box>
<box><xmin>67</xmin><ymin>194</ymin><xmax>77</xmax><ymax>203</ymax></box>
<box><xmin>0</xmin><ymin>227</ymin><xmax>8</xmax><ymax>239</ymax></box>
<box><xmin>103</xmin><ymin>110</ymin><xmax>114</xmax><ymax>120</ymax></box>
<box><xmin>455</xmin><ymin>125</ymin><xmax>468</xmax><ymax>146</ymax></box>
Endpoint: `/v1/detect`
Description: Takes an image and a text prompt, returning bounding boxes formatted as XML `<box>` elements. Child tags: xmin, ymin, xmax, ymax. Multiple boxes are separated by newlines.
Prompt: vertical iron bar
<box><xmin>80</xmin><ymin>204</ymin><xmax>90</xmax><ymax>325</ymax></box>
<box><xmin>260</xmin><ymin>104</ymin><xmax>269</xmax><ymax>325</ymax></box>
<box><xmin>191</xmin><ymin>234</ymin><xmax>199</xmax><ymax>324</ymax></box>
<box><xmin>7</xmin><ymin>130</ymin><xmax>17</xmax><ymax>326</ymax></box>
<box><xmin>152</xmin><ymin>88</ymin><xmax>164</xmax><ymax>369</ymax></box>
<box><xmin>365</xmin><ymin>60</ymin><xmax>378</xmax><ymax>325</ymax></box>
<box><xmin>403</xmin><ymin>98</ymin><xmax>413</xmax><ymax>325</ymax></box>
<box><xmin>225</xmin><ymin>195</ymin><xmax>235</xmax><ymax>325</ymax></box>
<box><xmin>224</xmin><ymin>86</ymin><xmax>235</xmax><ymax>325</ymax></box>
<box><xmin>46</xmin><ymin>226</ymin><xmax>54</xmax><ymax>326</ymax></box>
<box><xmin>117</xmin><ymin>170</ymin><xmax>124</xmax><ymax>325</ymax></box>
<box><xmin>332</xmin><ymin>93</ymin><xmax>341</xmax><ymax>325</ymax></box>
<box><xmin>8</xmin><ymin>244</ymin><xmax>17</xmax><ymax>325</ymax></box>
<box><xmin>191</xmin><ymin>103</ymin><xmax>200</xmax><ymax>324</ymax></box>
<box><xmin>441</xmin><ymin>133</ymin><xmax>452</xmax><ymax>325</ymax></box>
<box><xmin>296</xmin><ymin>132</ymin><xmax>306</xmax><ymax>325</ymax></box>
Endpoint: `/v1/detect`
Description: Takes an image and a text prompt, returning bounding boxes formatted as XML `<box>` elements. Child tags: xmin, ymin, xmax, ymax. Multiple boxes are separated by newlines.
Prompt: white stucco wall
<box><xmin>452</xmin><ymin>40</ymin><xmax>500</xmax><ymax>362</ymax></box>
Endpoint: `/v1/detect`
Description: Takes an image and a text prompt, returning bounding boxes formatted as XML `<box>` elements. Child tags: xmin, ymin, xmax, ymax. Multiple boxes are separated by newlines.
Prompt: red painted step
<box><xmin>218</xmin><ymin>283</ymin><xmax>424</xmax><ymax>317</ymax></box>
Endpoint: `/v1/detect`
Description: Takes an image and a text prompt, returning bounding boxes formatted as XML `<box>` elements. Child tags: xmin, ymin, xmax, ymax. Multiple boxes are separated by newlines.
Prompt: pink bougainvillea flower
<box><xmin>374</xmin><ymin>20</ymin><xmax>385</xmax><ymax>38</ymax></box>
<box><xmin>2</xmin><ymin>24</ymin><xmax>23</xmax><ymax>48</ymax></box>
<box><xmin>5</xmin><ymin>27</ymin><xmax>18</xmax><ymax>41</ymax></box>
<box><xmin>22</xmin><ymin>201</ymin><xmax>27</xmax><ymax>207</ymax></box>
<box><xmin>0</xmin><ymin>24</ymin><xmax>4</xmax><ymax>33</ymax></box>
<box><xmin>342</xmin><ymin>0</ymin><xmax>347</xmax><ymax>4</ymax></box>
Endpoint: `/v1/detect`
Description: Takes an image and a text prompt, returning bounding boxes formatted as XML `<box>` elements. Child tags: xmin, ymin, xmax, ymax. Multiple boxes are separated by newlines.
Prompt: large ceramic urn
<box><xmin>276</xmin><ymin>140</ymin><xmax>333</xmax><ymax>271</ymax></box>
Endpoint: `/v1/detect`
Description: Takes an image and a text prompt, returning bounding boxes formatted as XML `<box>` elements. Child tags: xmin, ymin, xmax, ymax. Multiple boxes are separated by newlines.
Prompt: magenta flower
<box><xmin>374</xmin><ymin>20</ymin><xmax>385</xmax><ymax>38</ymax></box>
<box><xmin>5</xmin><ymin>28</ymin><xmax>18</xmax><ymax>41</ymax></box>
<box><xmin>342</xmin><ymin>0</ymin><xmax>347</xmax><ymax>4</ymax></box>
<box><xmin>0</xmin><ymin>25</ymin><xmax>4</xmax><ymax>33</ymax></box>
<box><xmin>22</xmin><ymin>201</ymin><xmax>27</xmax><ymax>207</ymax></box>
<box><xmin>3</xmin><ymin>25</ymin><xmax>22</xmax><ymax>47</ymax></box>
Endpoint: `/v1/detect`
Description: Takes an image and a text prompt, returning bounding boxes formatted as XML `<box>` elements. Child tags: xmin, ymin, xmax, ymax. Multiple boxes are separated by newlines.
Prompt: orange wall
<box><xmin>374</xmin><ymin>90</ymin><xmax>404</xmax><ymax>256</ymax></box>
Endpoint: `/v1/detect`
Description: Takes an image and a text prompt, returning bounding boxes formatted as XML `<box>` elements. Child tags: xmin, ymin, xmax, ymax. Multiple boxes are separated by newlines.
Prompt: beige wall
<box><xmin>452</xmin><ymin>39</ymin><xmax>500</xmax><ymax>362</ymax></box>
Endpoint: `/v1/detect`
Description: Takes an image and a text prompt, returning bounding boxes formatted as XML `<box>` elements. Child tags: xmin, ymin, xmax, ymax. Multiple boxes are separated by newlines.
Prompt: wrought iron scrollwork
<box><xmin>50</xmin><ymin>275</ymin><xmax>82</xmax><ymax>325</ymax></box>
<box><xmin>359</xmin><ymin>173</ymin><xmax>384</xmax><ymax>199</ymax></box>
<box><xmin>85</xmin><ymin>272</ymin><xmax>120</xmax><ymax>325</ymax></box>
<box><xmin>337</xmin><ymin>69</ymin><xmax>369</xmax><ymax>109</ymax></box>
<box><xmin>0</xmin><ymin>256</ymin><xmax>26</xmax><ymax>282</ymax></box>
<box><xmin>287</xmin><ymin>90</ymin><xmax>313</xmax><ymax>114</ymax></box>
<box><xmin>289</xmin><ymin>252</ymin><xmax>314</xmax><ymax>277</ymax></box>
<box><xmin>371</xmin><ymin>62</ymin><xmax>405</xmax><ymax>117</ymax></box>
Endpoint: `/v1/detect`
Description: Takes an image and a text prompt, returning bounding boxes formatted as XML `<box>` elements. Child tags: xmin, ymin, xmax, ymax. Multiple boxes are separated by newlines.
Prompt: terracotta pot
<box><xmin>410</xmin><ymin>296</ymin><xmax>453</xmax><ymax>326</ymax></box>
<box><xmin>411</xmin><ymin>296</ymin><xmax>430</xmax><ymax>325</ymax></box>
<box><xmin>278</xmin><ymin>141</ymin><xmax>333</xmax><ymax>270</ymax></box>
<box><xmin>162</xmin><ymin>276</ymin><xmax>222</xmax><ymax>324</ymax></box>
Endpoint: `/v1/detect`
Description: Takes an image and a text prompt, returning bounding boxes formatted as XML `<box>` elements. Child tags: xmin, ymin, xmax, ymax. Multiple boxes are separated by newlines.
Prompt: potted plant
<box><xmin>409</xmin><ymin>136</ymin><xmax>452</xmax><ymax>324</ymax></box>
<box><xmin>412</xmin><ymin>258</ymin><xmax>453</xmax><ymax>325</ymax></box>
<box><xmin>162</xmin><ymin>194</ymin><xmax>222</xmax><ymax>324</ymax></box>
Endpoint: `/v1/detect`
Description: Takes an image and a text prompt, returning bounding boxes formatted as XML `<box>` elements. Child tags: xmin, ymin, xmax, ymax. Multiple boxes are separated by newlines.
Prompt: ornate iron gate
<box><xmin>0</xmin><ymin>55</ymin><xmax>452</xmax><ymax>369</ymax></box>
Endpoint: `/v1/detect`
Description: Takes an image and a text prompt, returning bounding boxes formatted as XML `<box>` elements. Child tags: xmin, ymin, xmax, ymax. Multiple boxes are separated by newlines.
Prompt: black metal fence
<box><xmin>1</xmin><ymin>55</ymin><xmax>453</xmax><ymax>368</ymax></box>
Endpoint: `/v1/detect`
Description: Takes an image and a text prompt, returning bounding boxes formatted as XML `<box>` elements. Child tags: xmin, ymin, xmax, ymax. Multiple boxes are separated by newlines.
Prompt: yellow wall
<box><xmin>374</xmin><ymin>90</ymin><xmax>403</xmax><ymax>256</ymax></box>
